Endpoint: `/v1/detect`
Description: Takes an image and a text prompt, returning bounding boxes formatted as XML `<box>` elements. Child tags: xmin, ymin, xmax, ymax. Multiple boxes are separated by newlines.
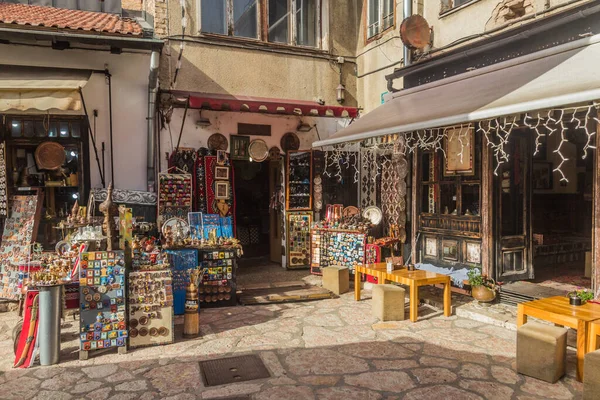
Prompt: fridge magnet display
<box><xmin>230</xmin><ymin>135</ymin><xmax>250</xmax><ymax>161</ymax></box>
<box><xmin>188</xmin><ymin>212</ymin><xmax>203</xmax><ymax>241</ymax></box>
<box><xmin>164</xmin><ymin>249</ymin><xmax>198</xmax><ymax>315</ymax></box>
<box><xmin>198</xmin><ymin>250</ymin><xmax>237</xmax><ymax>307</ymax></box>
<box><xmin>286</xmin><ymin>212</ymin><xmax>312</xmax><ymax>269</ymax></box>
<box><xmin>128</xmin><ymin>270</ymin><xmax>174</xmax><ymax>348</ymax></box>
<box><xmin>79</xmin><ymin>251</ymin><xmax>128</xmax><ymax>358</ymax></box>
<box><xmin>0</xmin><ymin>142</ymin><xmax>8</xmax><ymax>217</ymax></box>
<box><xmin>215</xmin><ymin>182</ymin><xmax>229</xmax><ymax>199</ymax></box>
<box><xmin>214</xmin><ymin>166</ymin><xmax>229</xmax><ymax>180</ymax></box>
<box><xmin>157</xmin><ymin>172</ymin><xmax>192</xmax><ymax>229</ymax></box>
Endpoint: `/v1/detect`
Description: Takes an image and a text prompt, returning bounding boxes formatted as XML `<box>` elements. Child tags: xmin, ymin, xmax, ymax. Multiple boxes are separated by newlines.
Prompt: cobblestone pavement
<box><xmin>0</xmin><ymin>291</ymin><xmax>583</xmax><ymax>400</ymax></box>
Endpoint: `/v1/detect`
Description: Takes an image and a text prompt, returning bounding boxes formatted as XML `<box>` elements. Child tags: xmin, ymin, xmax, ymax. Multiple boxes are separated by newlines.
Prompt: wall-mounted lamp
<box><xmin>336</xmin><ymin>84</ymin><xmax>346</xmax><ymax>104</ymax></box>
<box><xmin>297</xmin><ymin>122</ymin><xmax>315</xmax><ymax>132</ymax></box>
<box><xmin>196</xmin><ymin>110</ymin><xmax>211</xmax><ymax>127</ymax></box>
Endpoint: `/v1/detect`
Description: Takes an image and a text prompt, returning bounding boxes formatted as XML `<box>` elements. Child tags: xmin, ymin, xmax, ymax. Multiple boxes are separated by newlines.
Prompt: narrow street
<box><xmin>0</xmin><ymin>290</ymin><xmax>583</xmax><ymax>399</ymax></box>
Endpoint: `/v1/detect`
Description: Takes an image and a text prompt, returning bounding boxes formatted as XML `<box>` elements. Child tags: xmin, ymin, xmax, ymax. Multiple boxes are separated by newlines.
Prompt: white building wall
<box><xmin>0</xmin><ymin>43</ymin><xmax>152</xmax><ymax>192</ymax></box>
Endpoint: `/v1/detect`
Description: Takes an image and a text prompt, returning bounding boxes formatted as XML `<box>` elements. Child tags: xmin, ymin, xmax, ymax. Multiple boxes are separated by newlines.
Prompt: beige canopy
<box><xmin>0</xmin><ymin>65</ymin><xmax>91</xmax><ymax>112</ymax></box>
<box><xmin>313</xmin><ymin>33</ymin><xmax>600</xmax><ymax>147</ymax></box>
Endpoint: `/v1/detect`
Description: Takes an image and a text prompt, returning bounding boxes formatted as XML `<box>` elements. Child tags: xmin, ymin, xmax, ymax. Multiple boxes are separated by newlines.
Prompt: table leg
<box><xmin>443</xmin><ymin>280</ymin><xmax>451</xmax><ymax>317</ymax></box>
<box><xmin>354</xmin><ymin>271</ymin><xmax>361</xmax><ymax>301</ymax></box>
<box><xmin>590</xmin><ymin>323</ymin><xmax>599</xmax><ymax>352</ymax></box>
<box><xmin>409</xmin><ymin>284</ymin><xmax>418</xmax><ymax>322</ymax></box>
<box><xmin>576</xmin><ymin>320</ymin><xmax>588</xmax><ymax>382</ymax></box>
<box><xmin>516</xmin><ymin>304</ymin><xmax>527</xmax><ymax>327</ymax></box>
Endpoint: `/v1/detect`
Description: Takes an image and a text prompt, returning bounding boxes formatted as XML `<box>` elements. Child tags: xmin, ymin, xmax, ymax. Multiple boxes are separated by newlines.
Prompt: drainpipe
<box><xmin>403</xmin><ymin>0</ymin><xmax>413</xmax><ymax>68</ymax></box>
<box><xmin>147</xmin><ymin>51</ymin><xmax>160</xmax><ymax>192</ymax></box>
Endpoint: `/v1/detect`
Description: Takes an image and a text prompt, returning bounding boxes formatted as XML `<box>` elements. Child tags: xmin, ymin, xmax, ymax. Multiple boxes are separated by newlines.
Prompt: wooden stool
<box><xmin>372</xmin><ymin>284</ymin><xmax>405</xmax><ymax>321</ymax></box>
<box><xmin>322</xmin><ymin>266</ymin><xmax>349</xmax><ymax>295</ymax></box>
<box><xmin>584</xmin><ymin>349</ymin><xmax>600</xmax><ymax>400</ymax></box>
<box><xmin>517</xmin><ymin>322</ymin><xmax>567</xmax><ymax>383</ymax></box>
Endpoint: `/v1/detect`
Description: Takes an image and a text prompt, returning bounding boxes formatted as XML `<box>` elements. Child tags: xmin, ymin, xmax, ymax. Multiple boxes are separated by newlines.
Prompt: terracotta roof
<box><xmin>0</xmin><ymin>2</ymin><xmax>143</xmax><ymax>36</ymax></box>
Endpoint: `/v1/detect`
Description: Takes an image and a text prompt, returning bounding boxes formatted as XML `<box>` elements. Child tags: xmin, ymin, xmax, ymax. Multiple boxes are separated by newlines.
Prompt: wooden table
<box><xmin>517</xmin><ymin>296</ymin><xmax>600</xmax><ymax>382</ymax></box>
<box><xmin>354</xmin><ymin>263</ymin><xmax>452</xmax><ymax>322</ymax></box>
<box><xmin>588</xmin><ymin>320</ymin><xmax>600</xmax><ymax>353</ymax></box>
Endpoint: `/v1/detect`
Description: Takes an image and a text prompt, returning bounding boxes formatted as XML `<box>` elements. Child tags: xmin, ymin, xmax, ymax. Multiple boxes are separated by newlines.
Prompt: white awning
<box><xmin>313</xmin><ymin>33</ymin><xmax>600</xmax><ymax>147</ymax></box>
<box><xmin>0</xmin><ymin>66</ymin><xmax>91</xmax><ymax>112</ymax></box>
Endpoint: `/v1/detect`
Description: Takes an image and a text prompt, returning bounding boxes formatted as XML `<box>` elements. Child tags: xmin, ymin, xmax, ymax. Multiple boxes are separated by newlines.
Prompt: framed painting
<box><xmin>424</xmin><ymin>237</ymin><xmax>438</xmax><ymax>258</ymax></box>
<box><xmin>444</xmin><ymin>126</ymin><xmax>474</xmax><ymax>176</ymax></box>
<box><xmin>230</xmin><ymin>135</ymin><xmax>250</xmax><ymax>161</ymax></box>
<box><xmin>465</xmin><ymin>241</ymin><xmax>481</xmax><ymax>264</ymax></box>
<box><xmin>215</xmin><ymin>182</ymin><xmax>230</xmax><ymax>199</ymax></box>
<box><xmin>214</xmin><ymin>166</ymin><xmax>229</xmax><ymax>180</ymax></box>
<box><xmin>532</xmin><ymin>161</ymin><xmax>553</xmax><ymax>190</ymax></box>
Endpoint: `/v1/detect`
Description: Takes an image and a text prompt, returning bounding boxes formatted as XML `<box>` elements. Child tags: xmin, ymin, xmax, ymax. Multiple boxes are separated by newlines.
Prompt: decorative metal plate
<box><xmin>363</xmin><ymin>205</ymin><xmax>383</xmax><ymax>225</ymax></box>
<box><xmin>248</xmin><ymin>139</ymin><xmax>269</xmax><ymax>162</ymax></box>
<box><xmin>400</xmin><ymin>15</ymin><xmax>431</xmax><ymax>50</ymax></box>
<box><xmin>161</xmin><ymin>217</ymin><xmax>189</xmax><ymax>237</ymax></box>
<box><xmin>35</xmin><ymin>141</ymin><xmax>65</xmax><ymax>170</ymax></box>
<box><xmin>200</xmin><ymin>355</ymin><xmax>270</xmax><ymax>386</ymax></box>
<box><xmin>343</xmin><ymin>206</ymin><xmax>359</xmax><ymax>217</ymax></box>
<box><xmin>207</xmin><ymin>133</ymin><xmax>228</xmax><ymax>151</ymax></box>
<box><xmin>280</xmin><ymin>132</ymin><xmax>300</xmax><ymax>152</ymax></box>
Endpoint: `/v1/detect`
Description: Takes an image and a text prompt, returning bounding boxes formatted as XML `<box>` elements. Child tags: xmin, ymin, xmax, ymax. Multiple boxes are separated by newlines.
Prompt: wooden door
<box><xmin>269</xmin><ymin>159</ymin><xmax>283</xmax><ymax>264</ymax></box>
<box><xmin>495</xmin><ymin>131</ymin><xmax>533</xmax><ymax>281</ymax></box>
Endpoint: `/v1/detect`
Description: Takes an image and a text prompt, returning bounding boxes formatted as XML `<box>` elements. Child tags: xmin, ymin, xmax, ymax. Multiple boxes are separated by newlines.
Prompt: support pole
<box><xmin>106</xmin><ymin>70</ymin><xmax>115</xmax><ymax>186</ymax></box>
<box><xmin>594</xmin><ymin>111</ymin><xmax>600</xmax><ymax>298</ymax></box>
<box><xmin>79</xmin><ymin>88</ymin><xmax>105</xmax><ymax>187</ymax></box>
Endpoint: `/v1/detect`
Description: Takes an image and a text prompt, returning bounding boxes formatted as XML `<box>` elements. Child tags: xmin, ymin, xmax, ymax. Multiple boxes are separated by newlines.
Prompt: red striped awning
<box><xmin>168</xmin><ymin>91</ymin><xmax>359</xmax><ymax>118</ymax></box>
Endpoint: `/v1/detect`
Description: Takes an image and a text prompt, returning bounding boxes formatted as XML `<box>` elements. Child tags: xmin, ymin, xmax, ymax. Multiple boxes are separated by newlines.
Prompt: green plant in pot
<box><xmin>567</xmin><ymin>288</ymin><xmax>594</xmax><ymax>306</ymax></box>
<box><xmin>467</xmin><ymin>267</ymin><xmax>499</xmax><ymax>303</ymax></box>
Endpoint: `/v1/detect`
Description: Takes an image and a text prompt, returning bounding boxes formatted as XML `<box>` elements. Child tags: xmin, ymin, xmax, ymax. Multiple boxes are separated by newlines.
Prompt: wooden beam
<box><xmin>411</xmin><ymin>149</ymin><xmax>419</xmax><ymax>264</ymax></box>
<box><xmin>594</xmin><ymin>111</ymin><xmax>600</xmax><ymax>297</ymax></box>
<box><xmin>481</xmin><ymin>134</ymin><xmax>493</xmax><ymax>277</ymax></box>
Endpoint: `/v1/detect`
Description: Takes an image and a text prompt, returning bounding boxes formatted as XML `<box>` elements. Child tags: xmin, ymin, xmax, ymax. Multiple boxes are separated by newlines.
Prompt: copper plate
<box><xmin>130</xmin><ymin>328</ymin><xmax>139</xmax><ymax>338</ymax></box>
<box><xmin>280</xmin><ymin>132</ymin><xmax>300</xmax><ymax>152</ymax></box>
<box><xmin>139</xmin><ymin>316</ymin><xmax>149</xmax><ymax>325</ymax></box>
<box><xmin>35</xmin><ymin>142</ymin><xmax>66</xmax><ymax>170</ymax></box>
<box><xmin>139</xmin><ymin>327</ymin><xmax>149</xmax><ymax>336</ymax></box>
<box><xmin>208</xmin><ymin>133</ymin><xmax>228</xmax><ymax>151</ymax></box>
<box><xmin>149</xmin><ymin>327</ymin><xmax>158</xmax><ymax>337</ymax></box>
<box><xmin>159</xmin><ymin>327</ymin><xmax>169</xmax><ymax>336</ymax></box>
<box><xmin>400</xmin><ymin>15</ymin><xmax>431</xmax><ymax>50</ymax></box>
<box><xmin>130</xmin><ymin>319</ymin><xmax>139</xmax><ymax>328</ymax></box>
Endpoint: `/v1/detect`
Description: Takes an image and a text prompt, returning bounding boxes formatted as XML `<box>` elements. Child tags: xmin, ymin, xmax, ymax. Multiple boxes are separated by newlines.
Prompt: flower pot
<box><xmin>569</xmin><ymin>296</ymin><xmax>583</xmax><ymax>306</ymax></box>
<box><xmin>472</xmin><ymin>285</ymin><xmax>496</xmax><ymax>303</ymax></box>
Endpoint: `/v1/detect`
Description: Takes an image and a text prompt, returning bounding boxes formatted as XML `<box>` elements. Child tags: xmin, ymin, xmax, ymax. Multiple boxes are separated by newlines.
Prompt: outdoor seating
<box><xmin>372</xmin><ymin>284</ymin><xmax>405</xmax><ymax>321</ymax></box>
<box><xmin>584</xmin><ymin>349</ymin><xmax>600</xmax><ymax>400</ymax></box>
<box><xmin>517</xmin><ymin>321</ymin><xmax>567</xmax><ymax>383</ymax></box>
<box><xmin>322</xmin><ymin>266</ymin><xmax>349</xmax><ymax>295</ymax></box>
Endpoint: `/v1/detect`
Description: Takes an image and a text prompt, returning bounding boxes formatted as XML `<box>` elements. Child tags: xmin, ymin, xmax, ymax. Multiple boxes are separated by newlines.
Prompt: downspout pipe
<box><xmin>403</xmin><ymin>0</ymin><xmax>412</xmax><ymax>68</ymax></box>
<box><xmin>148</xmin><ymin>51</ymin><xmax>160</xmax><ymax>193</ymax></box>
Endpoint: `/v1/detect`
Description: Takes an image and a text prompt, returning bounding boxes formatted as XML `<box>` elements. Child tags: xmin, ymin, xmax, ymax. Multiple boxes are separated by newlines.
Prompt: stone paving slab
<box><xmin>0</xmin><ymin>290</ymin><xmax>583</xmax><ymax>399</ymax></box>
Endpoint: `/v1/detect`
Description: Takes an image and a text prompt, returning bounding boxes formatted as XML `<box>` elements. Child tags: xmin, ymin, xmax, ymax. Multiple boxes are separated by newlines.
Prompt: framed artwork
<box><xmin>215</xmin><ymin>182</ymin><xmax>230</xmax><ymax>199</ymax></box>
<box><xmin>444</xmin><ymin>127</ymin><xmax>474</xmax><ymax>176</ymax></box>
<box><xmin>465</xmin><ymin>241</ymin><xmax>481</xmax><ymax>264</ymax></box>
<box><xmin>230</xmin><ymin>135</ymin><xmax>250</xmax><ymax>161</ymax></box>
<box><xmin>214</xmin><ymin>166</ymin><xmax>229</xmax><ymax>180</ymax></box>
<box><xmin>216</xmin><ymin>150</ymin><xmax>229</xmax><ymax>165</ymax></box>
<box><xmin>533</xmin><ymin>161</ymin><xmax>553</xmax><ymax>190</ymax></box>
<box><xmin>442</xmin><ymin>239</ymin><xmax>459</xmax><ymax>261</ymax></box>
<box><xmin>424</xmin><ymin>237</ymin><xmax>437</xmax><ymax>258</ymax></box>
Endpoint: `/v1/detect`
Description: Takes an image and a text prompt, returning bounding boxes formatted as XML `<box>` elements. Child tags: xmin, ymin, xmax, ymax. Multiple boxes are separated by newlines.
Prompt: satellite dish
<box><xmin>400</xmin><ymin>15</ymin><xmax>431</xmax><ymax>50</ymax></box>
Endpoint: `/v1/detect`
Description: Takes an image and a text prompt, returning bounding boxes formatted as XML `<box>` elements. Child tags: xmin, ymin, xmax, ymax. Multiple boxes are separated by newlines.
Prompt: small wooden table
<box><xmin>354</xmin><ymin>263</ymin><xmax>452</xmax><ymax>322</ymax></box>
<box><xmin>588</xmin><ymin>320</ymin><xmax>600</xmax><ymax>353</ymax></box>
<box><xmin>517</xmin><ymin>296</ymin><xmax>600</xmax><ymax>382</ymax></box>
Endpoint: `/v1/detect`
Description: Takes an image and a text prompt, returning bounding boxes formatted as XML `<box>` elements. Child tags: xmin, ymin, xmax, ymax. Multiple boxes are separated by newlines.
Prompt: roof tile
<box><xmin>0</xmin><ymin>2</ymin><xmax>144</xmax><ymax>36</ymax></box>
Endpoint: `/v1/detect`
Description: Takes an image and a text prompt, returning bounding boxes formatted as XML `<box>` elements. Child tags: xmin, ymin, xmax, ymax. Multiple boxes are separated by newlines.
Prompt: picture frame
<box><xmin>215</xmin><ymin>181</ymin><xmax>230</xmax><ymax>199</ymax></box>
<box><xmin>230</xmin><ymin>135</ymin><xmax>250</xmax><ymax>161</ymax></box>
<box><xmin>442</xmin><ymin>239</ymin><xmax>459</xmax><ymax>261</ymax></box>
<box><xmin>444</xmin><ymin>126</ymin><xmax>474</xmax><ymax>176</ymax></box>
<box><xmin>465</xmin><ymin>241</ymin><xmax>481</xmax><ymax>264</ymax></box>
<box><xmin>424</xmin><ymin>237</ymin><xmax>438</xmax><ymax>258</ymax></box>
<box><xmin>532</xmin><ymin>161</ymin><xmax>553</xmax><ymax>190</ymax></box>
<box><xmin>214</xmin><ymin>166</ymin><xmax>229</xmax><ymax>180</ymax></box>
<box><xmin>216</xmin><ymin>150</ymin><xmax>229</xmax><ymax>165</ymax></box>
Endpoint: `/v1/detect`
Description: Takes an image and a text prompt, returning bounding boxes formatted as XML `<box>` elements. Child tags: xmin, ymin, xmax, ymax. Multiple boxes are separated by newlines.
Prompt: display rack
<box><xmin>198</xmin><ymin>248</ymin><xmax>237</xmax><ymax>307</ymax></box>
<box><xmin>286</xmin><ymin>150</ymin><xmax>313</xmax><ymax>210</ymax></box>
<box><xmin>310</xmin><ymin>228</ymin><xmax>366</xmax><ymax>275</ymax></box>
<box><xmin>157</xmin><ymin>172</ymin><xmax>193</xmax><ymax>229</ymax></box>
<box><xmin>163</xmin><ymin>249</ymin><xmax>197</xmax><ymax>315</ymax></box>
<box><xmin>286</xmin><ymin>211</ymin><xmax>312</xmax><ymax>269</ymax></box>
<box><xmin>78</xmin><ymin>251</ymin><xmax>127</xmax><ymax>360</ymax></box>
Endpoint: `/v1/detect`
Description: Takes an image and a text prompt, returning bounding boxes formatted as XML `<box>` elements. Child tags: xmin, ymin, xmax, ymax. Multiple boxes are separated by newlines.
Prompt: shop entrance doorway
<box><xmin>494</xmin><ymin>126</ymin><xmax>593</xmax><ymax>293</ymax></box>
<box><xmin>233</xmin><ymin>160</ymin><xmax>271</xmax><ymax>259</ymax></box>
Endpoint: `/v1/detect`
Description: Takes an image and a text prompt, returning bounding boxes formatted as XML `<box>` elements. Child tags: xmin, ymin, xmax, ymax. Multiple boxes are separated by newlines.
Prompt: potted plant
<box><xmin>567</xmin><ymin>288</ymin><xmax>594</xmax><ymax>306</ymax></box>
<box><xmin>467</xmin><ymin>267</ymin><xmax>499</xmax><ymax>303</ymax></box>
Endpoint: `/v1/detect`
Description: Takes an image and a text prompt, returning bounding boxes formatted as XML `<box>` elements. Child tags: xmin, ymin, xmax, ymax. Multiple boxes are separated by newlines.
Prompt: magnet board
<box><xmin>164</xmin><ymin>249</ymin><xmax>198</xmax><ymax>315</ymax></box>
<box><xmin>79</xmin><ymin>251</ymin><xmax>128</xmax><ymax>352</ymax></box>
<box><xmin>157</xmin><ymin>173</ymin><xmax>192</xmax><ymax>231</ymax></box>
<box><xmin>128</xmin><ymin>270</ymin><xmax>174</xmax><ymax>348</ymax></box>
<box><xmin>198</xmin><ymin>249</ymin><xmax>237</xmax><ymax>308</ymax></box>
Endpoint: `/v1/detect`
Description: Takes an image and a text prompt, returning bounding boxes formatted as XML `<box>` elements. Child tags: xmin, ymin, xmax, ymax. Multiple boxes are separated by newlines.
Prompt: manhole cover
<box><xmin>200</xmin><ymin>355</ymin><xmax>271</xmax><ymax>386</ymax></box>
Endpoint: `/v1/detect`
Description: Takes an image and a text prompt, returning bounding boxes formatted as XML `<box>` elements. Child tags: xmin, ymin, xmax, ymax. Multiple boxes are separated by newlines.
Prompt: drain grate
<box><xmin>200</xmin><ymin>355</ymin><xmax>271</xmax><ymax>386</ymax></box>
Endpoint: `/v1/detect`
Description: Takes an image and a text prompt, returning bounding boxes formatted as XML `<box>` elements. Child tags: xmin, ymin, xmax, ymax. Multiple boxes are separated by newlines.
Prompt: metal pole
<box><xmin>106</xmin><ymin>70</ymin><xmax>115</xmax><ymax>185</ymax></box>
<box><xmin>101</xmin><ymin>142</ymin><xmax>106</xmax><ymax>188</ymax></box>
<box><xmin>175</xmin><ymin>98</ymin><xmax>189</xmax><ymax>153</ymax></box>
<box><xmin>38</xmin><ymin>285</ymin><xmax>61</xmax><ymax>366</ymax></box>
<box><xmin>79</xmin><ymin>88</ymin><xmax>105</xmax><ymax>187</ymax></box>
<box><xmin>403</xmin><ymin>0</ymin><xmax>413</xmax><ymax>67</ymax></box>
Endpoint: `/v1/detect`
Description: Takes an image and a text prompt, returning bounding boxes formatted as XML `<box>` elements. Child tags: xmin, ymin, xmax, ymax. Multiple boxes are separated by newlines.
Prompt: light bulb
<box><xmin>72</xmin><ymin>193</ymin><xmax>78</xmax><ymax>199</ymax></box>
